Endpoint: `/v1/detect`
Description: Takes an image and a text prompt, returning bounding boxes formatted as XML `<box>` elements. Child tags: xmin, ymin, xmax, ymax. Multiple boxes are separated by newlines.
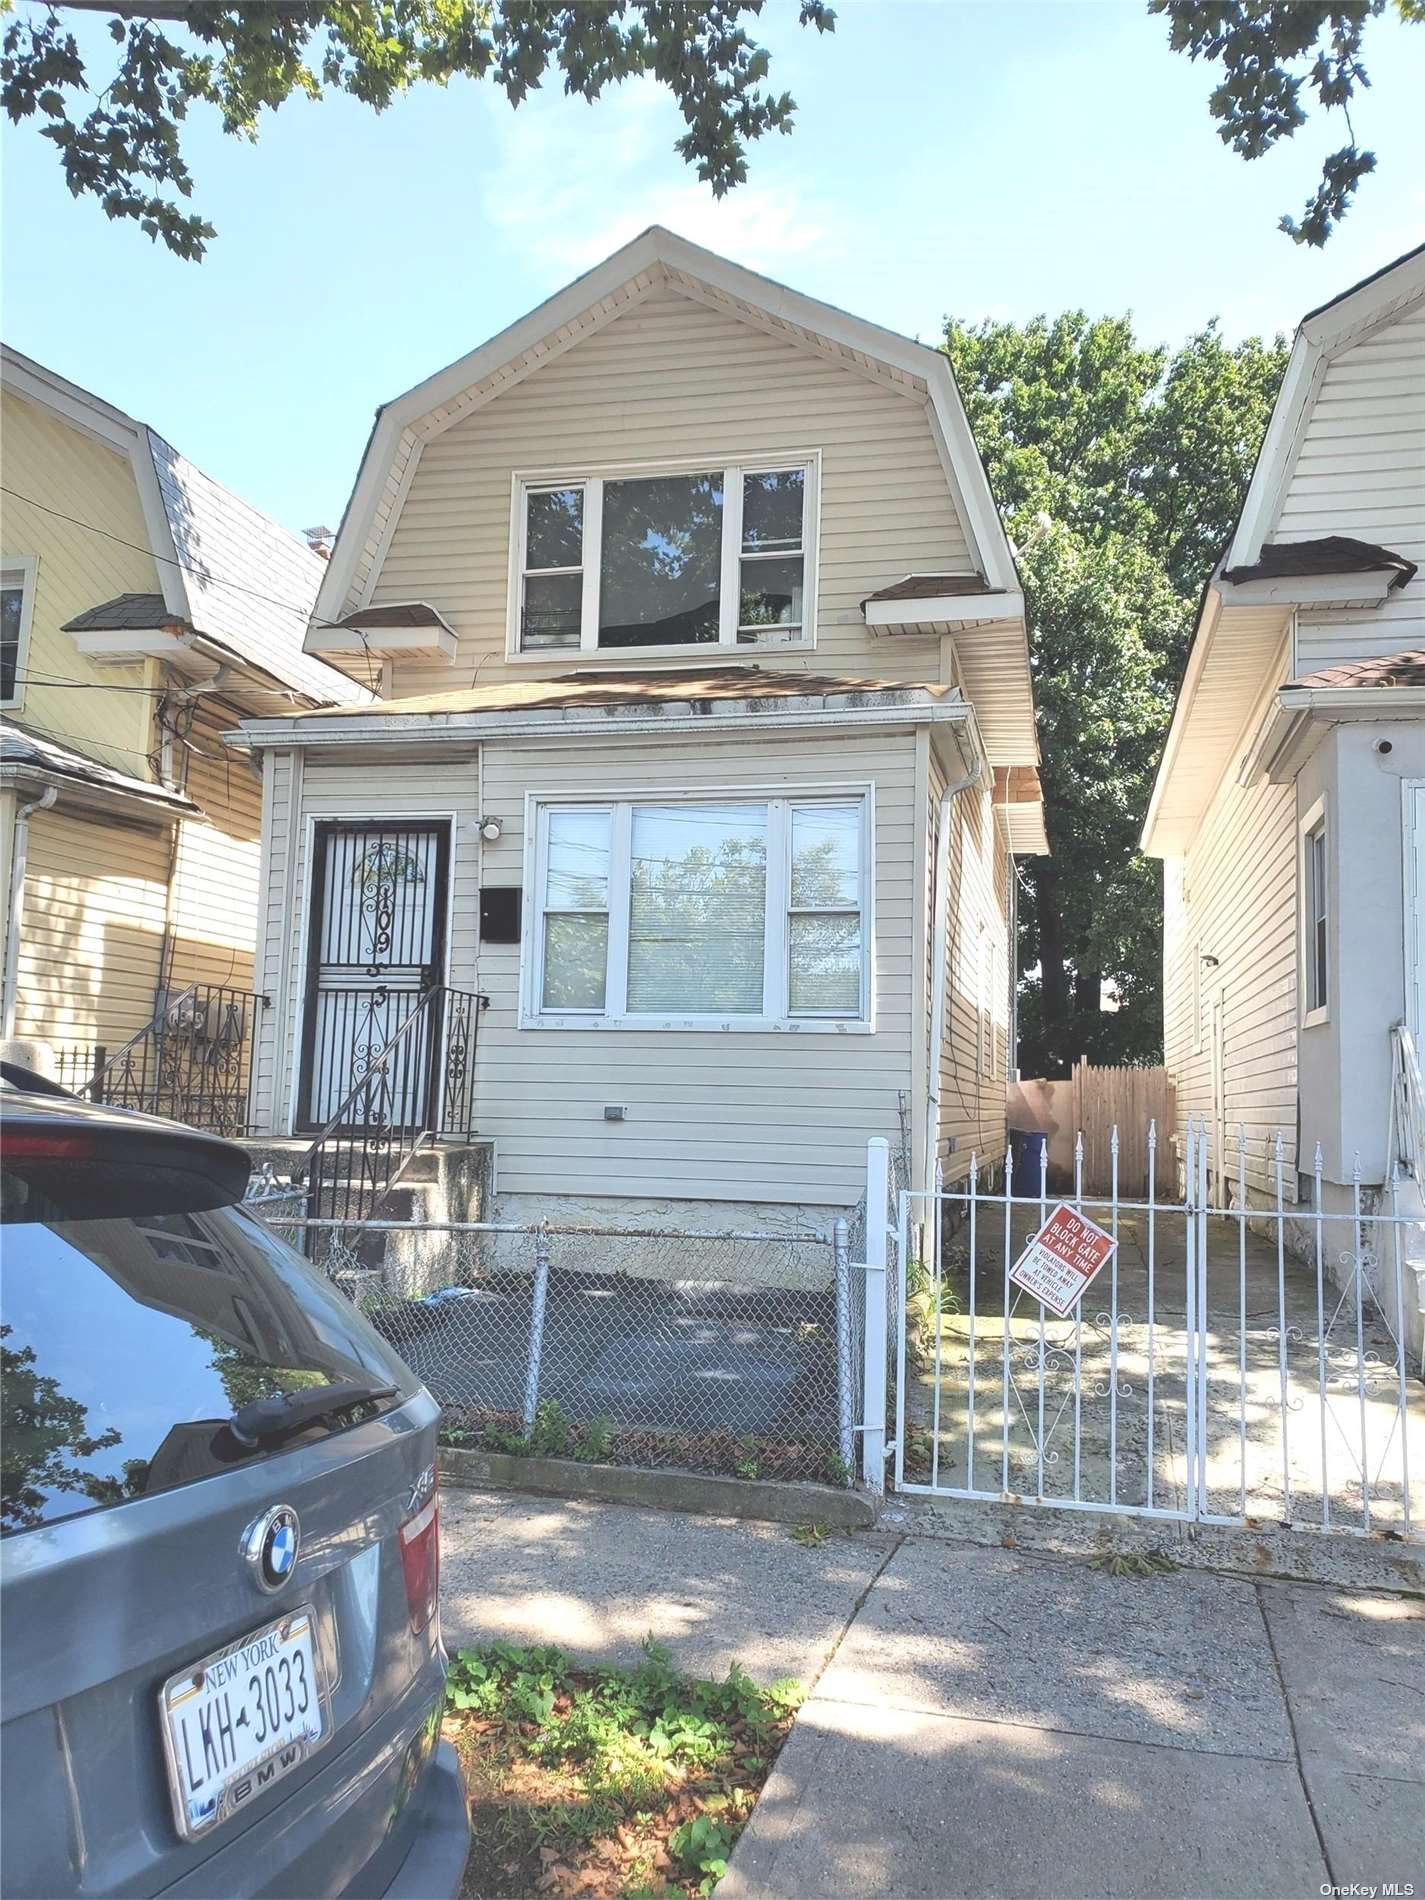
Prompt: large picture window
<box><xmin>514</xmin><ymin>459</ymin><xmax>815</xmax><ymax>657</ymax></box>
<box><xmin>529</xmin><ymin>793</ymin><xmax>868</xmax><ymax>1028</ymax></box>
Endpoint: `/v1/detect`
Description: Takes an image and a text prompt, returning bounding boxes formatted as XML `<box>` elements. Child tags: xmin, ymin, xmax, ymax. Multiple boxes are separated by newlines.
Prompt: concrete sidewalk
<box><xmin>439</xmin><ymin>1483</ymin><xmax>1425</xmax><ymax>1900</ymax></box>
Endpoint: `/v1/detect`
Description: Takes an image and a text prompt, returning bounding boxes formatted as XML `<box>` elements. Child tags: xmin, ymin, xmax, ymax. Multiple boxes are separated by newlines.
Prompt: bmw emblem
<box><xmin>243</xmin><ymin>1505</ymin><xmax>301</xmax><ymax>1594</ymax></box>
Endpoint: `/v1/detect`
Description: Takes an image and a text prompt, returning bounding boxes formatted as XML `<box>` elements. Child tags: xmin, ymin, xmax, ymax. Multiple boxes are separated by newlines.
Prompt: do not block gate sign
<box><xmin>1009</xmin><ymin>1203</ymin><xmax>1117</xmax><ymax>1318</ymax></box>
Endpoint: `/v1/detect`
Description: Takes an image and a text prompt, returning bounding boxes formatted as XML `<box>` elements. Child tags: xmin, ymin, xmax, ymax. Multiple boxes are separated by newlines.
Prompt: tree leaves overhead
<box><xmin>1150</xmin><ymin>0</ymin><xmax>1416</xmax><ymax>245</ymax></box>
<box><xmin>944</xmin><ymin>313</ymin><xmax>1289</xmax><ymax>1076</ymax></box>
<box><xmin>1</xmin><ymin>1</ymin><xmax>836</xmax><ymax>260</ymax></box>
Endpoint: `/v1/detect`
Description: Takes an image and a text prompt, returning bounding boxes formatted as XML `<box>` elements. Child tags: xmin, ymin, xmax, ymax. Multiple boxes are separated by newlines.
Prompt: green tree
<box><xmin>943</xmin><ymin>313</ymin><xmax>1289</xmax><ymax>1075</ymax></box>
<box><xmin>0</xmin><ymin>1323</ymin><xmax>122</xmax><ymax>1530</ymax></box>
<box><xmin>1</xmin><ymin>0</ymin><xmax>836</xmax><ymax>261</ymax></box>
<box><xmin>1151</xmin><ymin>0</ymin><xmax>1422</xmax><ymax>245</ymax></box>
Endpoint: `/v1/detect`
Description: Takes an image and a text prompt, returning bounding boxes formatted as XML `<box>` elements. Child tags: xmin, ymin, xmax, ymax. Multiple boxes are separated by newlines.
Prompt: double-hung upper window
<box><xmin>1</xmin><ymin>556</ymin><xmax>36</xmax><ymax>707</ymax></box>
<box><xmin>1304</xmin><ymin>811</ymin><xmax>1328</xmax><ymax>1021</ymax></box>
<box><xmin>514</xmin><ymin>459</ymin><xmax>815</xmax><ymax>657</ymax></box>
<box><xmin>529</xmin><ymin>794</ymin><xmax>868</xmax><ymax>1028</ymax></box>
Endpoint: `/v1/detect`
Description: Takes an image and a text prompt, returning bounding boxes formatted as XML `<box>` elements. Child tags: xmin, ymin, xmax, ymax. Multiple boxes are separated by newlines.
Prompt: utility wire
<box><xmin>1</xmin><ymin>484</ymin><xmax>354</xmax><ymax>632</ymax></box>
<box><xmin>4</xmin><ymin>485</ymin><xmax>381</xmax><ymax>696</ymax></box>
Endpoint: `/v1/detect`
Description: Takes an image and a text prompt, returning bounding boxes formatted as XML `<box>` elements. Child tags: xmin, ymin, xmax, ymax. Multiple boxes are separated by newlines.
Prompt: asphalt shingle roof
<box><xmin>1290</xmin><ymin>650</ymin><xmax>1425</xmax><ymax>691</ymax></box>
<box><xmin>1</xmin><ymin>718</ymin><xmax>199</xmax><ymax>811</ymax></box>
<box><xmin>61</xmin><ymin>593</ymin><xmax>173</xmax><ymax>633</ymax></box>
<box><xmin>862</xmin><ymin>573</ymin><xmax>994</xmax><ymax>607</ymax></box>
<box><xmin>1224</xmin><ymin>535</ymin><xmax>1417</xmax><ymax>590</ymax></box>
<box><xmin>145</xmin><ymin>430</ymin><xmax>369</xmax><ymax>705</ymax></box>
<box><xmin>288</xmin><ymin>668</ymin><xmax>958</xmax><ymax>719</ymax></box>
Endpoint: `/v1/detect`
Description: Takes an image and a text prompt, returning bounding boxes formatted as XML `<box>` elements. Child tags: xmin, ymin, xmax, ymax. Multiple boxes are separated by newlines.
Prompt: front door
<box><xmin>297</xmin><ymin>821</ymin><xmax>450</xmax><ymax>1132</ymax></box>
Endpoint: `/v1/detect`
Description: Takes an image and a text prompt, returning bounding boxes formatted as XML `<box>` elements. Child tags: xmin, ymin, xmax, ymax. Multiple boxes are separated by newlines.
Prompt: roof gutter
<box><xmin>224</xmin><ymin>693</ymin><xmax>980</xmax><ymax>753</ymax></box>
<box><xmin>1140</xmin><ymin>584</ymin><xmax>1224</xmax><ymax>854</ymax></box>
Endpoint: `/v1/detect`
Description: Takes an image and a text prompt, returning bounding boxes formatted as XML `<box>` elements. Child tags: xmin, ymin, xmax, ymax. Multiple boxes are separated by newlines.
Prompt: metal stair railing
<box><xmin>293</xmin><ymin>984</ymin><xmax>487</xmax><ymax>1260</ymax></box>
<box><xmin>79</xmin><ymin>981</ymin><xmax>264</xmax><ymax>1136</ymax></box>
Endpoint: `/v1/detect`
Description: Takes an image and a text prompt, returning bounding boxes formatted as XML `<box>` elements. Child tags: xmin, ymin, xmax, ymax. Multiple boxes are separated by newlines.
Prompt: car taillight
<box><xmin>398</xmin><ymin>1468</ymin><xmax>440</xmax><ymax>1636</ymax></box>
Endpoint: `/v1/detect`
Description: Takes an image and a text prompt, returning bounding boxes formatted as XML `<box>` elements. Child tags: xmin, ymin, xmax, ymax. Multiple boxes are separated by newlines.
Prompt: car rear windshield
<box><xmin>1</xmin><ymin>1205</ymin><xmax>417</xmax><ymax>1537</ymax></box>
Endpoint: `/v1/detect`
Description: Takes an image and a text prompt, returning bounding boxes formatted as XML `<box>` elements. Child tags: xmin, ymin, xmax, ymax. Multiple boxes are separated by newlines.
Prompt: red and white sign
<box><xmin>1009</xmin><ymin>1203</ymin><xmax>1117</xmax><ymax>1317</ymax></box>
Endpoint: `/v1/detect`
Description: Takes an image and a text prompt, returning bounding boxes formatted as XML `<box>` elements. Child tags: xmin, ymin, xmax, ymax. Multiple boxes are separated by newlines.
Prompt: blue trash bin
<box><xmin>1010</xmin><ymin>1129</ymin><xmax>1047</xmax><ymax>1197</ymax></box>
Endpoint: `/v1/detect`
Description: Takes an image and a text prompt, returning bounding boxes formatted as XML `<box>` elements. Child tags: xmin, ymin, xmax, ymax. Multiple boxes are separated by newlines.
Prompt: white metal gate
<box><xmin>886</xmin><ymin>1121</ymin><xmax>1422</xmax><ymax>1541</ymax></box>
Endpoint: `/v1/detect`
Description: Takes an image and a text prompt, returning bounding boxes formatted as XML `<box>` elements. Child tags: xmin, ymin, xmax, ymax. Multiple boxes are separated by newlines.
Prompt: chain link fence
<box><xmin>242</xmin><ymin>1188</ymin><xmax>856</xmax><ymax>1486</ymax></box>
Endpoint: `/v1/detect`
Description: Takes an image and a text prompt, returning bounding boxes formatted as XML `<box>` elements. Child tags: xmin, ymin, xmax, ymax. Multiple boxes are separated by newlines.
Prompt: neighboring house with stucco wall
<box><xmin>1142</xmin><ymin>242</ymin><xmax>1425</xmax><ymax>1363</ymax></box>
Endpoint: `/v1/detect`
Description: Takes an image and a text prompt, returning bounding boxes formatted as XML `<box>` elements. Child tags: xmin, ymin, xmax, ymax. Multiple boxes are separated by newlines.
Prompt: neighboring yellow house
<box><xmin>0</xmin><ymin>348</ymin><xmax>369</xmax><ymax>1125</ymax></box>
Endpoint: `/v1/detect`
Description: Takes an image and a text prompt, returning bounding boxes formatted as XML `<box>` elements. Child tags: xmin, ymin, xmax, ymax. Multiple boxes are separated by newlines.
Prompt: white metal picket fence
<box><xmin>865</xmin><ymin>1121</ymin><xmax>1423</xmax><ymax>1541</ymax></box>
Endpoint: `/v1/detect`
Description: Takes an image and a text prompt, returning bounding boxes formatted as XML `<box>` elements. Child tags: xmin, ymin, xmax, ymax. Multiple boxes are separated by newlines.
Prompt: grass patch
<box><xmin>440</xmin><ymin>1403</ymin><xmax>850</xmax><ymax>1488</ymax></box>
<box><xmin>445</xmin><ymin>1638</ymin><xmax>802</xmax><ymax>1899</ymax></box>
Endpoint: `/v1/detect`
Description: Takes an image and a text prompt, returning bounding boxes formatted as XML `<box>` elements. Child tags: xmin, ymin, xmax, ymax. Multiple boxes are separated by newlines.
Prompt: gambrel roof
<box><xmin>1142</xmin><ymin>242</ymin><xmax>1425</xmax><ymax>857</ymax></box>
<box><xmin>1</xmin><ymin>347</ymin><xmax>370</xmax><ymax>708</ymax></box>
<box><xmin>311</xmin><ymin>226</ymin><xmax>1035</xmax><ymax>763</ymax></box>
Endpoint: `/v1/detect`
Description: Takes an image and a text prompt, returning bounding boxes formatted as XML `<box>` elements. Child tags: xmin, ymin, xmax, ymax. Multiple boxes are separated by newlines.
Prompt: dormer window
<box><xmin>512</xmin><ymin>456</ymin><xmax>816</xmax><ymax>659</ymax></box>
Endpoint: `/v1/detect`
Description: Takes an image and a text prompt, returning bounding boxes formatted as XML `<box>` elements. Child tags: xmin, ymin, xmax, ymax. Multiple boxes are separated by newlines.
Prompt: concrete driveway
<box><xmin>441</xmin><ymin>1481</ymin><xmax>1424</xmax><ymax>1900</ymax></box>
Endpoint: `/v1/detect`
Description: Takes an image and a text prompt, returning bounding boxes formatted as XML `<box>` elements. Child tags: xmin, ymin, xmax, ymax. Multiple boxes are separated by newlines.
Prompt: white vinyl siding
<box><xmin>930</xmin><ymin>760</ymin><xmax>1012</xmax><ymax>1182</ymax></box>
<box><xmin>247</xmin><ymin>753</ymin><xmax>481</xmax><ymax>1135</ymax></box>
<box><xmin>1282</xmin><ymin>296</ymin><xmax>1425</xmax><ymax>674</ymax></box>
<box><xmin>366</xmin><ymin>286</ymin><xmax>970</xmax><ymax>694</ymax></box>
<box><xmin>475</xmin><ymin>728</ymin><xmax>915</xmax><ymax>1205</ymax></box>
<box><xmin>163</xmin><ymin>702</ymin><xmax>263</xmax><ymax>997</ymax></box>
<box><xmin>1161</xmin><ymin>683</ymin><xmax>1299</xmax><ymax>1201</ymax></box>
<box><xmin>13</xmin><ymin>806</ymin><xmax>171</xmax><ymax>1049</ymax></box>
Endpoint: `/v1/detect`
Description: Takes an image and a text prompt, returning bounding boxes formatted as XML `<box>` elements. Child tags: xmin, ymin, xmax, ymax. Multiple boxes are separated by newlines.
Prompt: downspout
<box><xmin>926</xmin><ymin>732</ymin><xmax>985</xmax><ymax>1194</ymax></box>
<box><xmin>3</xmin><ymin>784</ymin><xmax>58</xmax><ymax>1038</ymax></box>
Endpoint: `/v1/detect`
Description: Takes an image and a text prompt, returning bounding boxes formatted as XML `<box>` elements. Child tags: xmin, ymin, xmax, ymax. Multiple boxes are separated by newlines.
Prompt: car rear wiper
<box><xmin>224</xmin><ymin>1380</ymin><xmax>399</xmax><ymax>1452</ymax></box>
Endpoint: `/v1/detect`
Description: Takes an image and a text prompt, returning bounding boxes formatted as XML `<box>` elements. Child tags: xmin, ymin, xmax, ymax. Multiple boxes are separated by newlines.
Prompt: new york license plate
<box><xmin>160</xmin><ymin>1606</ymin><xmax>327</xmax><ymax>1841</ymax></box>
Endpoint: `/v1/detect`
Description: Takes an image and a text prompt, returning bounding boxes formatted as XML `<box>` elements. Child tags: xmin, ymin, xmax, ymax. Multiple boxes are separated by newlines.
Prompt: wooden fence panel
<box><xmin>1071</xmin><ymin>1061</ymin><xmax>1175</xmax><ymax>1197</ymax></box>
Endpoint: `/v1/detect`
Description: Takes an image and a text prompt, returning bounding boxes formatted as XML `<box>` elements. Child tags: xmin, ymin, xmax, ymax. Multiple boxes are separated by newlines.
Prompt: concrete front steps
<box><xmin>244</xmin><ymin>1134</ymin><xmax>493</xmax><ymax>1294</ymax></box>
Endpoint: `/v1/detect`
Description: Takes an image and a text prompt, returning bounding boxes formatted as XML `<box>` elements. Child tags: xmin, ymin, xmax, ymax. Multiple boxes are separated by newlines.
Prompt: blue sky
<box><xmin>3</xmin><ymin>1</ymin><xmax>1422</xmax><ymax>535</ymax></box>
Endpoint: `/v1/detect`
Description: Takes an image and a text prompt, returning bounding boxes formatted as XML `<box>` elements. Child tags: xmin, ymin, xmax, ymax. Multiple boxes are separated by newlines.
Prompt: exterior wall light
<box><xmin>479</xmin><ymin>817</ymin><xmax>503</xmax><ymax>844</ymax></box>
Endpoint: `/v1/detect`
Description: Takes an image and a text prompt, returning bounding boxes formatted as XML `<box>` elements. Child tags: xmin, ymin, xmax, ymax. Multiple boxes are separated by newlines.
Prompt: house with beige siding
<box><xmin>1142</xmin><ymin>242</ymin><xmax>1425</xmax><ymax>1361</ymax></box>
<box><xmin>0</xmin><ymin>348</ymin><xmax>367</xmax><ymax>1117</ymax></box>
<box><xmin>230</xmin><ymin>228</ymin><xmax>1046</xmax><ymax>1241</ymax></box>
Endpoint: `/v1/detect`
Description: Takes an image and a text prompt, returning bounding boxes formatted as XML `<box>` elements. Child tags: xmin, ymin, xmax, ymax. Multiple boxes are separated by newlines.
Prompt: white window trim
<box><xmin>519</xmin><ymin>781</ymin><xmax>873</xmax><ymax>1033</ymax></box>
<box><xmin>505</xmin><ymin>452</ymin><xmax>821</xmax><ymax>663</ymax></box>
<box><xmin>1</xmin><ymin>553</ymin><xmax>38</xmax><ymax>710</ymax></box>
<box><xmin>1300</xmin><ymin>794</ymin><xmax>1330</xmax><ymax>1029</ymax></box>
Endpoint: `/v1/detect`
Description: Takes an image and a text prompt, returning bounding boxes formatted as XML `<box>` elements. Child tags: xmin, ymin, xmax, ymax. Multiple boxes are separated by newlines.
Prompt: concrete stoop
<box><xmin>244</xmin><ymin>1135</ymin><xmax>494</xmax><ymax>1295</ymax></box>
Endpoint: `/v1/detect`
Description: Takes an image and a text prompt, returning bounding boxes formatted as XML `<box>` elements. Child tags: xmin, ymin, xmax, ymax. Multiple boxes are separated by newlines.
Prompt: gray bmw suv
<box><xmin>0</xmin><ymin>1074</ymin><xmax>470</xmax><ymax>1897</ymax></box>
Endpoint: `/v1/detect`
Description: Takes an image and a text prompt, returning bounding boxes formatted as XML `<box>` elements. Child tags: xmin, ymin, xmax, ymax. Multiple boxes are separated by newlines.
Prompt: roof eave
<box><xmin>0</xmin><ymin>755</ymin><xmax>198</xmax><ymax>821</ymax></box>
<box><xmin>864</xmin><ymin>589</ymin><xmax>1025</xmax><ymax>632</ymax></box>
<box><xmin>226</xmin><ymin>685</ymin><xmax>978</xmax><ymax>752</ymax></box>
